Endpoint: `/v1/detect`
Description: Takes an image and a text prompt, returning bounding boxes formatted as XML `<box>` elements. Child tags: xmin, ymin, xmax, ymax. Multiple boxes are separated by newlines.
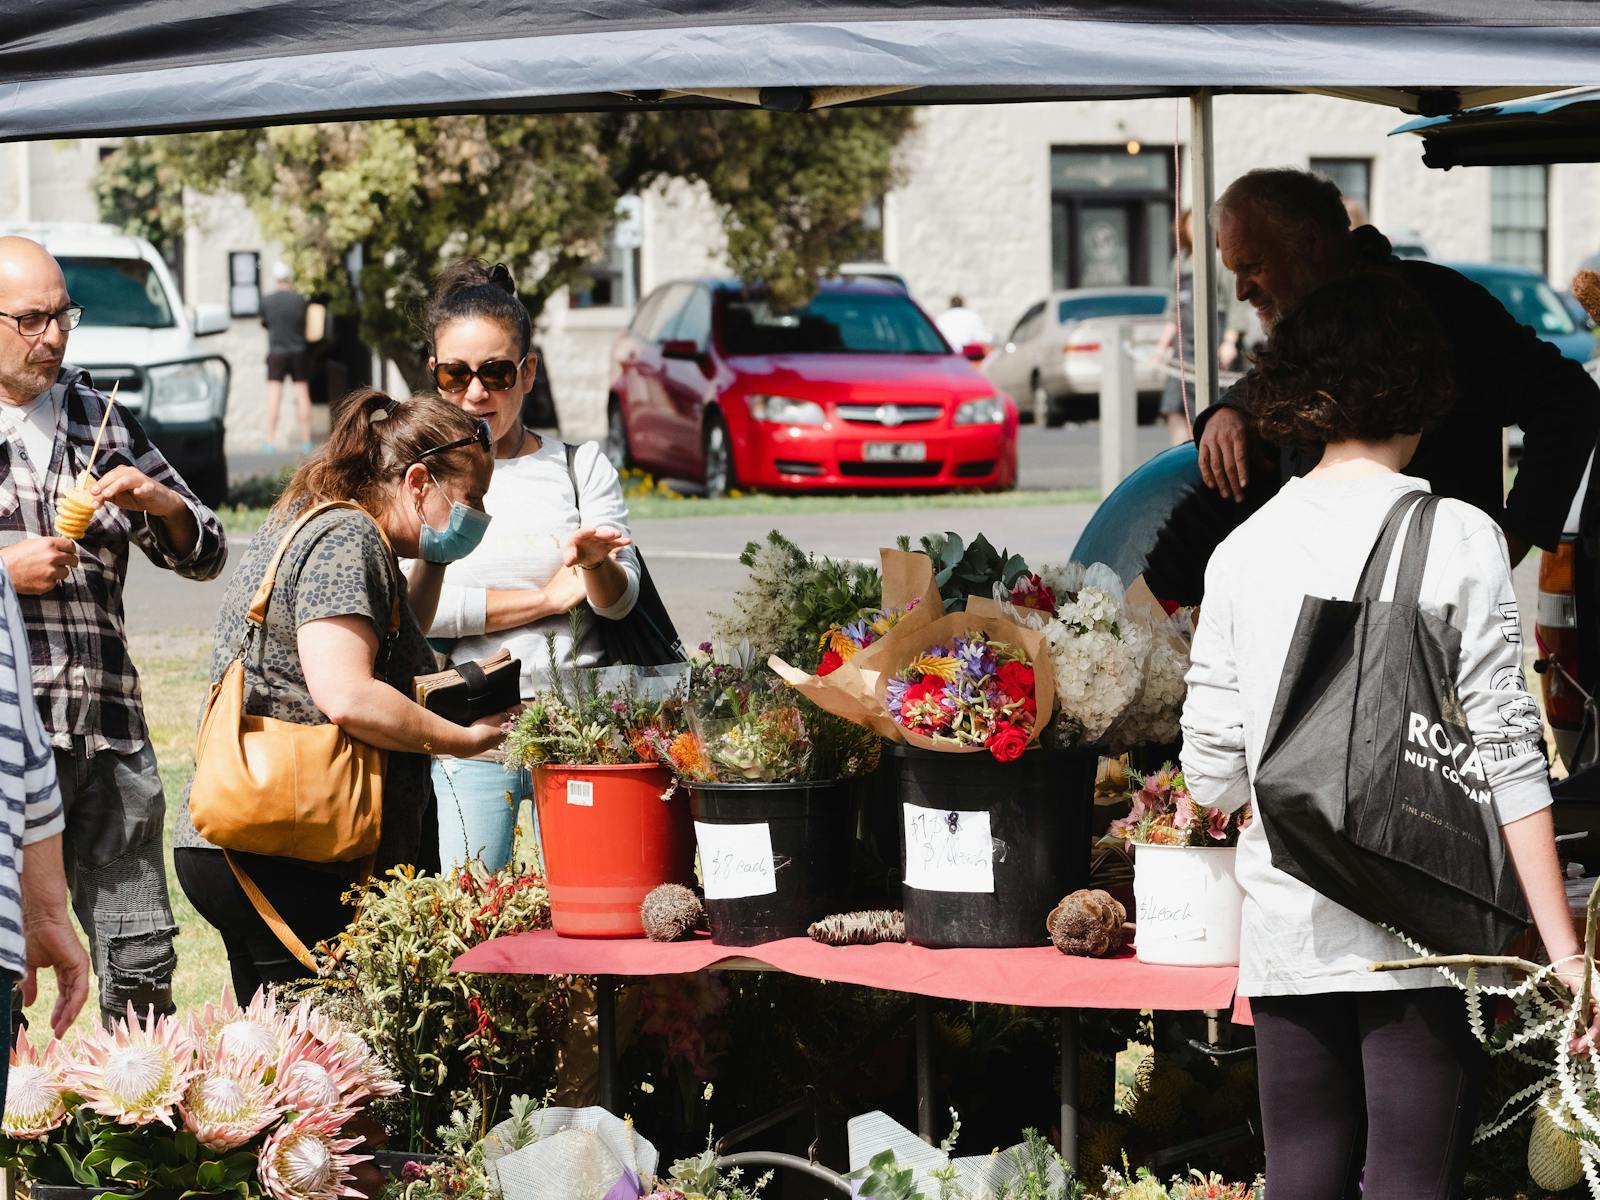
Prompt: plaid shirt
<box><xmin>0</xmin><ymin>367</ymin><xmax>227</xmax><ymax>754</ymax></box>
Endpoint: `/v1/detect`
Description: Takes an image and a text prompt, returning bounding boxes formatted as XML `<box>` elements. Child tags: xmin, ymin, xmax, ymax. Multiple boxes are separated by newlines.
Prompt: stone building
<box><xmin>6</xmin><ymin>94</ymin><xmax>1598</xmax><ymax>450</ymax></box>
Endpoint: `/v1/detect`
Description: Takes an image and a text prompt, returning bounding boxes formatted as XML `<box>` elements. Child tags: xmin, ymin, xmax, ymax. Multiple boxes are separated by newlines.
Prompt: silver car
<box><xmin>984</xmin><ymin>288</ymin><xmax>1169</xmax><ymax>426</ymax></box>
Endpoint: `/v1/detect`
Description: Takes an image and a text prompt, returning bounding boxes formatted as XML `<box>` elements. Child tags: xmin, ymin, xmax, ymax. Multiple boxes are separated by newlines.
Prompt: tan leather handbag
<box><xmin>189</xmin><ymin>499</ymin><xmax>399</xmax><ymax>967</ymax></box>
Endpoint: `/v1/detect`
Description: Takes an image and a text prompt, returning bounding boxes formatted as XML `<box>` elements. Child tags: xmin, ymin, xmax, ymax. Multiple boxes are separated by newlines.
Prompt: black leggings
<box><xmin>174</xmin><ymin>848</ymin><xmax>355</xmax><ymax>1000</ymax></box>
<box><xmin>1252</xmin><ymin>989</ymin><xmax>1484</xmax><ymax>1200</ymax></box>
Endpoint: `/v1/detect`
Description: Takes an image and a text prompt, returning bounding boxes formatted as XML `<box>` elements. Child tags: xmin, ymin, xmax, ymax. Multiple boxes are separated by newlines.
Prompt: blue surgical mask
<box><xmin>417</xmin><ymin>480</ymin><xmax>491</xmax><ymax>564</ymax></box>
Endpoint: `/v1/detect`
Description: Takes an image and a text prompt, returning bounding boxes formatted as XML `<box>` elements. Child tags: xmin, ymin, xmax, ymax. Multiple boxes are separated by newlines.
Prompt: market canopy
<box><xmin>4</xmin><ymin>0</ymin><xmax>1598</xmax><ymax>142</ymax></box>
<box><xmin>1396</xmin><ymin>87</ymin><xmax>1600</xmax><ymax>167</ymax></box>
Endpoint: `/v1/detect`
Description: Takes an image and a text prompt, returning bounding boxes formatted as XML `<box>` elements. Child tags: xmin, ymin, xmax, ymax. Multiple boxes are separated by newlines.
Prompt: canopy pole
<box><xmin>1189</xmin><ymin>90</ymin><xmax>1219</xmax><ymax>413</ymax></box>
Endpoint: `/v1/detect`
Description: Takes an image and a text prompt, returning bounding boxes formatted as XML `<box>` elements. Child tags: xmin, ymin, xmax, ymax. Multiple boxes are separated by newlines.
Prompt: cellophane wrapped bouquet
<box><xmin>0</xmin><ymin>989</ymin><xmax>400</xmax><ymax>1199</ymax></box>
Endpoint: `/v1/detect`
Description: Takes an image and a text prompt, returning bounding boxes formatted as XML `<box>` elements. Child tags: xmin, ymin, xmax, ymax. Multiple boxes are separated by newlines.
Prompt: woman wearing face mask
<box><xmin>174</xmin><ymin>389</ymin><xmax>502</xmax><ymax>997</ymax></box>
<box><xmin>420</xmin><ymin>260</ymin><xmax>641</xmax><ymax>874</ymax></box>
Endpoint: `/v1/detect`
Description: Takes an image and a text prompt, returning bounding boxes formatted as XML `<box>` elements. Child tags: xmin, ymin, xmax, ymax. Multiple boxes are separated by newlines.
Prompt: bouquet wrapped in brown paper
<box><xmin>771</xmin><ymin>550</ymin><xmax>1054</xmax><ymax>759</ymax></box>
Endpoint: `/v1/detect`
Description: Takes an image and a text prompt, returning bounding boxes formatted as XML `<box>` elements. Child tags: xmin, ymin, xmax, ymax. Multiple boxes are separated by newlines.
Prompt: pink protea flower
<box><xmin>275</xmin><ymin>1036</ymin><xmax>369</xmax><ymax>1117</ymax></box>
<box><xmin>3</xmin><ymin>1032</ymin><xmax>67</xmax><ymax>1139</ymax></box>
<box><xmin>284</xmin><ymin>1001</ymin><xmax>400</xmax><ymax>1103</ymax></box>
<box><xmin>212</xmin><ymin>989</ymin><xmax>292</xmax><ymax>1065</ymax></box>
<box><xmin>65</xmin><ymin>1004</ymin><xmax>198</xmax><ymax>1129</ymax></box>
<box><xmin>181</xmin><ymin>1056</ymin><xmax>284</xmax><ymax>1151</ymax></box>
<box><xmin>258</xmin><ymin>1111</ymin><xmax>371</xmax><ymax>1200</ymax></box>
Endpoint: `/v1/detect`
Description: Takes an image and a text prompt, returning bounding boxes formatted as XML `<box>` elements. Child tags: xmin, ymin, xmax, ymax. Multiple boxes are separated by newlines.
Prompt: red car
<box><xmin>606</xmin><ymin>278</ymin><xmax>1018</xmax><ymax>496</ymax></box>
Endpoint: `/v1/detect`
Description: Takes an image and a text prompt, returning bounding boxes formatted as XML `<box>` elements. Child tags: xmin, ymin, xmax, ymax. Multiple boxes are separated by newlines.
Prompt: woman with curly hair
<box><xmin>1180</xmin><ymin>273</ymin><xmax>1589</xmax><ymax>1199</ymax></box>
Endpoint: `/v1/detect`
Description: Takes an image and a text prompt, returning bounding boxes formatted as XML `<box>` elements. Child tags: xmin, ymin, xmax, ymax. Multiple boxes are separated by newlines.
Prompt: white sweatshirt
<box><xmin>1180</xmin><ymin>471</ymin><xmax>1550</xmax><ymax>997</ymax></box>
<box><xmin>427</xmin><ymin>437</ymin><xmax>641</xmax><ymax>696</ymax></box>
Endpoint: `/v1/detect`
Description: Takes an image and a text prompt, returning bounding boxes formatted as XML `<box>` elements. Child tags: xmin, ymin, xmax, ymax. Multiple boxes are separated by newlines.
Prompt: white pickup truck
<box><xmin>0</xmin><ymin>222</ymin><xmax>231</xmax><ymax>506</ymax></box>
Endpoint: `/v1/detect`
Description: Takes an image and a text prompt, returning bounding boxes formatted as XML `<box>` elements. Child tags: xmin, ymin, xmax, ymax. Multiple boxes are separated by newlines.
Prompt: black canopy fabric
<box><xmin>4</xmin><ymin>1</ymin><xmax>1599</xmax><ymax>141</ymax></box>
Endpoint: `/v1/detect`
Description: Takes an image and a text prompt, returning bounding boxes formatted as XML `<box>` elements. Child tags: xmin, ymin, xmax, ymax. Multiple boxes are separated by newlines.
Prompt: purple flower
<box><xmin>885</xmin><ymin>676</ymin><xmax>911</xmax><ymax>717</ymax></box>
<box><xmin>844</xmin><ymin>619</ymin><xmax>873</xmax><ymax>647</ymax></box>
<box><xmin>699</xmin><ymin>641</ymin><xmax>714</xmax><ymax>654</ymax></box>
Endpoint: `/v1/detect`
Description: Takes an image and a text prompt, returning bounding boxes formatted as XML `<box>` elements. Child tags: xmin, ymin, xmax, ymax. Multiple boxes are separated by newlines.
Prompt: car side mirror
<box><xmin>961</xmin><ymin>342</ymin><xmax>989</xmax><ymax>363</ymax></box>
<box><xmin>661</xmin><ymin>338</ymin><xmax>703</xmax><ymax>362</ymax></box>
<box><xmin>190</xmin><ymin>304</ymin><xmax>231</xmax><ymax>337</ymax></box>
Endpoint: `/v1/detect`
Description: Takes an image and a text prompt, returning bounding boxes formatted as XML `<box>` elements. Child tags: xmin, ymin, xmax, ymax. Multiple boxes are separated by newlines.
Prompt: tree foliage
<box><xmin>95</xmin><ymin>109</ymin><xmax>915</xmax><ymax>383</ymax></box>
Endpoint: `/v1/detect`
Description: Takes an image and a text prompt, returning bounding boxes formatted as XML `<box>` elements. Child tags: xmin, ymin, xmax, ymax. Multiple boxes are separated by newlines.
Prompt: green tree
<box><xmin>94</xmin><ymin>110</ymin><xmax>914</xmax><ymax>384</ymax></box>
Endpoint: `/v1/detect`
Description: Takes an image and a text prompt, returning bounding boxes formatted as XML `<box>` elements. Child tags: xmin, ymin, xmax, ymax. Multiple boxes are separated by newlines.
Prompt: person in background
<box><xmin>421</xmin><ymin>260</ymin><xmax>640</xmax><ymax>874</ymax></box>
<box><xmin>261</xmin><ymin>263</ymin><xmax>313</xmax><ymax>455</ymax></box>
<box><xmin>1182</xmin><ymin>275</ymin><xmax>1590</xmax><ymax>1199</ymax></box>
<box><xmin>0</xmin><ymin>235</ymin><xmax>226</xmax><ymax>1027</ymax></box>
<box><xmin>935</xmin><ymin>294</ymin><xmax>989</xmax><ymax>353</ymax></box>
<box><xmin>174</xmin><ymin>390</ymin><xmax>503</xmax><ymax>997</ymax></box>
<box><xmin>1195</xmin><ymin>168</ymin><xmax>1600</xmax><ymax>565</ymax></box>
<box><xmin>1153</xmin><ymin>209</ymin><xmax>1246</xmax><ymax>446</ymax></box>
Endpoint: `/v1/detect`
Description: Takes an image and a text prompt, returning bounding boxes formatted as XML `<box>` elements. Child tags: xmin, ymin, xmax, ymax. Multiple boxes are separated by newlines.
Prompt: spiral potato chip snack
<box><xmin>55</xmin><ymin>471</ymin><xmax>98</xmax><ymax>540</ymax></box>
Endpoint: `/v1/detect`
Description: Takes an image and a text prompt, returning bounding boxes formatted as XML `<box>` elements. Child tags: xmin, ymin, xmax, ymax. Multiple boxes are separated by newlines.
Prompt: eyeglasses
<box><xmin>0</xmin><ymin>306</ymin><xmax>85</xmax><ymax>337</ymax></box>
<box><xmin>433</xmin><ymin>357</ymin><xmax>525</xmax><ymax>394</ymax></box>
<box><xmin>416</xmin><ymin>418</ymin><xmax>494</xmax><ymax>463</ymax></box>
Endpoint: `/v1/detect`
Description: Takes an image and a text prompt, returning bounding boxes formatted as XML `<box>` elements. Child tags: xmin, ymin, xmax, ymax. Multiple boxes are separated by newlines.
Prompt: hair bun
<box><xmin>489</xmin><ymin>262</ymin><xmax>517</xmax><ymax>297</ymax></box>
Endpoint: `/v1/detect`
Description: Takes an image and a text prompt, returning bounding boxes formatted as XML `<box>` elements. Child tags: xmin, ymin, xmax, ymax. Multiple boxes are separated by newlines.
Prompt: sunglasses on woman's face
<box><xmin>416</xmin><ymin>418</ymin><xmax>494</xmax><ymax>463</ymax></box>
<box><xmin>432</xmin><ymin>357</ymin><xmax>525</xmax><ymax>394</ymax></box>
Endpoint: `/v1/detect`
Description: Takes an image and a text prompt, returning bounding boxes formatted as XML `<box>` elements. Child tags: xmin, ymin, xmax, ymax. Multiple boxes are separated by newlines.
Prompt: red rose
<box><xmin>995</xmin><ymin>661</ymin><xmax>1035</xmax><ymax>702</ymax></box>
<box><xmin>818</xmin><ymin>649</ymin><xmax>844</xmax><ymax>677</ymax></box>
<box><xmin>986</xmin><ymin>722</ymin><xmax>1030</xmax><ymax>763</ymax></box>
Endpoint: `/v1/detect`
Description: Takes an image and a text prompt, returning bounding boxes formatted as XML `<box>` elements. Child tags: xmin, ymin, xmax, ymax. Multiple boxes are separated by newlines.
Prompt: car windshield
<box><xmin>58</xmin><ymin>257</ymin><xmax>176</xmax><ymax>329</ymax></box>
<box><xmin>718</xmin><ymin>291</ymin><xmax>948</xmax><ymax>355</ymax></box>
<box><xmin>1477</xmin><ymin>273</ymin><xmax>1577</xmax><ymax>336</ymax></box>
<box><xmin>1057</xmin><ymin>295</ymin><xmax>1168</xmax><ymax>322</ymax></box>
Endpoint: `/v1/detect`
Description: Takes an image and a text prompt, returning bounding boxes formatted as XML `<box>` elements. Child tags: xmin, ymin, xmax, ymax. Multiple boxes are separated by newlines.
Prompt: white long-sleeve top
<box><xmin>426</xmin><ymin>437</ymin><xmax>641</xmax><ymax>697</ymax></box>
<box><xmin>1180</xmin><ymin>472</ymin><xmax>1551</xmax><ymax>997</ymax></box>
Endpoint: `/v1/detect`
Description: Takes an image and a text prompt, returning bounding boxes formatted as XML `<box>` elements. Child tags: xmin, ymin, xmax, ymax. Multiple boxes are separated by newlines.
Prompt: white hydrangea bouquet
<box><xmin>0</xmin><ymin>988</ymin><xmax>400</xmax><ymax>1200</ymax></box>
<box><xmin>989</xmin><ymin>562</ymin><xmax>1175</xmax><ymax>747</ymax></box>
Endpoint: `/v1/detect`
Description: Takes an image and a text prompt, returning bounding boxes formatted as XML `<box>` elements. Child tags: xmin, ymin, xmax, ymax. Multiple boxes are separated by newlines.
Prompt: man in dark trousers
<box><xmin>1195</xmin><ymin>167</ymin><xmax>1599</xmax><ymax>566</ymax></box>
<box><xmin>260</xmin><ymin>263</ymin><xmax>312</xmax><ymax>454</ymax></box>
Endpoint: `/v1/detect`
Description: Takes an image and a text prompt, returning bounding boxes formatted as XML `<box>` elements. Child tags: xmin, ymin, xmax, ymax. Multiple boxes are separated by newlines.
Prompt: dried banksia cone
<box><xmin>1574</xmin><ymin>269</ymin><xmax>1600</xmax><ymax>326</ymax></box>
<box><xmin>1047</xmin><ymin>889</ymin><xmax>1127</xmax><ymax>957</ymax></box>
<box><xmin>808</xmin><ymin>910</ymin><xmax>906</xmax><ymax>946</ymax></box>
<box><xmin>641</xmin><ymin>884</ymin><xmax>703</xmax><ymax>942</ymax></box>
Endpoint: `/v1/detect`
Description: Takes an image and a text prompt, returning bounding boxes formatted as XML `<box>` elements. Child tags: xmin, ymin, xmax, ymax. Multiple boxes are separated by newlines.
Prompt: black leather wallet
<box><xmin>414</xmin><ymin>649</ymin><xmax>521</xmax><ymax>724</ymax></box>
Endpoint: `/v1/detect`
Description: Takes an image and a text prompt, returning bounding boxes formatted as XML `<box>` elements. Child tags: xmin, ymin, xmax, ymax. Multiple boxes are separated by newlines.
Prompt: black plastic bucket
<box><xmin>688</xmin><ymin>780</ymin><xmax>850</xmax><ymax>946</ymax></box>
<box><xmin>891</xmin><ymin>743</ymin><xmax>1095</xmax><ymax>948</ymax></box>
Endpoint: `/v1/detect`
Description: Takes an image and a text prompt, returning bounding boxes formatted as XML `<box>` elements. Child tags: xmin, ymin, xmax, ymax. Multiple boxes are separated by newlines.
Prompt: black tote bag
<box><xmin>1253</xmin><ymin>491</ymin><xmax>1531</xmax><ymax>954</ymax></box>
<box><xmin>564</xmin><ymin>443</ymin><xmax>686</xmax><ymax>666</ymax></box>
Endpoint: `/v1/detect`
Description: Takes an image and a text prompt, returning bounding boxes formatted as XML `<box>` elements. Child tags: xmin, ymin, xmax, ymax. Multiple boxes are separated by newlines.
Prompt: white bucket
<box><xmin>1132</xmin><ymin>843</ymin><xmax>1244</xmax><ymax>967</ymax></box>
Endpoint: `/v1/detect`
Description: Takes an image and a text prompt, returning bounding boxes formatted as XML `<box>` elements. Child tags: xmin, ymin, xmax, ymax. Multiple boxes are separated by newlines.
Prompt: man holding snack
<box><xmin>0</xmin><ymin>236</ymin><xmax>226</xmax><ymax>1025</ymax></box>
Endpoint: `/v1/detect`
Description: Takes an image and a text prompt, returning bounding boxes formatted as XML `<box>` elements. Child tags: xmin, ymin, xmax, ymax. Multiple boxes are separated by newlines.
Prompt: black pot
<box><xmin>688</xmin><ymin>779</ymin><xmax>851</xmax><ymax>946</ymax></box>
<box><xmin>891</xmin><ymin>743</ymin><xmax>1095</xmax><ymax>948</ymax></box>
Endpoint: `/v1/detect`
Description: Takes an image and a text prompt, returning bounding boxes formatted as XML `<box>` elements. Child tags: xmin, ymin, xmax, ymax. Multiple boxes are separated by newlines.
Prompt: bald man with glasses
<box><xmin>0</xmin><ymin>236</ymin><xmax>227</xmax><ymax>1026</ymax></box>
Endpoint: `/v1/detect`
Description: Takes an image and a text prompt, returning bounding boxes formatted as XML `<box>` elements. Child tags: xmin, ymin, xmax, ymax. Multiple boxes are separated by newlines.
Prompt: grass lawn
<box><xmin>21</xmin><ymin>630</ymin><xmax>229</xmax><ymax>1043</ymax></box>
<box><xmin>216</xmin><ymin>485</ymin><xmax>1099</xmax><ymax>538</ymax></box>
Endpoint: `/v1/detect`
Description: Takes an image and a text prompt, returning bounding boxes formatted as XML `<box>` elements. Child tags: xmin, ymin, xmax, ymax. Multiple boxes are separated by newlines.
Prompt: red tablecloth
<box><xmin>454</xmin><ymin>931</ymin><xmax>1240</xmax><ymax>1012</ymax></box>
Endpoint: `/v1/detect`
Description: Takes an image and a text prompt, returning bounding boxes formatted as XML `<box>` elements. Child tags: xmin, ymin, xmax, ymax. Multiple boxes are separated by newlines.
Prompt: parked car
<box><xmin>606</xmin><ymin>278</ymin><xmax>1017</xmax><ymax>497</ymax></box>
<box><xmin>0</xmin><ymin>222</ymin><xmax>231</xmax><ymax>506</ymax></box>
<box><xmin>983</xmin><ymin>288</ymin><xmax>1168</xmax><ymax>428</ymax></box>
<box><xmin>836</xmin><ymin>261</ymin><xmax>912</xmax><ymax>293</ymax></box>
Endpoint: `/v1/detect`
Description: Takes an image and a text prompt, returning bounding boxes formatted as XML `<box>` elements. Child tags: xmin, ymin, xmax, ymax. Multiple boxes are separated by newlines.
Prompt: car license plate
<box><xmin>863</xmin><ymin>441</ymin><xmax>927</xmax><ymax>463</ymax></box>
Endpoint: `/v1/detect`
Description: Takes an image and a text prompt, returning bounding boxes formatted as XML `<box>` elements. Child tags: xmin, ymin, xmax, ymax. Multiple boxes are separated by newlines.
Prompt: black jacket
<box><xmin>1199</xmin><ymin>227</ymin><xmax>1600</xmax><ymax>550</ymax></box>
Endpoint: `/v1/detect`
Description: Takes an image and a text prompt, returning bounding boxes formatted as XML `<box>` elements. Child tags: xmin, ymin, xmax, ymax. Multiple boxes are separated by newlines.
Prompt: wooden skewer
<box><xmin>81</xmin><ymin>381</ymin><xmax>119</xmax><ymax>485</ymax></box>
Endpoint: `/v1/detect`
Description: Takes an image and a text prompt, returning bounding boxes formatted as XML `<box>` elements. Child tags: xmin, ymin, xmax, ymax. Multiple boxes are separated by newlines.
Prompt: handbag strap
<box><xmin>225</xmin><ymin>849</ymin><xmax>374</xmax><ymax>973</ymax></box>
<box><xmin>247</xmin><ymin>499</ymin><xmax>402</xmax><ymax>634</ymax></box>
<box><xmin>1353</xmin><ymin>490</ymin><xmax>1438</xmax><ymax>606</ymax></box>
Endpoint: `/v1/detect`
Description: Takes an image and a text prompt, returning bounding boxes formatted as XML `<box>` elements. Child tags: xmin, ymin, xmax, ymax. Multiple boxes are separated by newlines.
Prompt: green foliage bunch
<box><xmin>908</xmin><ymin>531</ymin><xmax>1031</xmax><ymax>614</ymax></box>
<box><xmin>94</xmin><ymin>108</ymin><xmax>915</xmax><ymax>386</ymax></box>
<box><xmin>309</xmin><ymin>863</ymin><xmax>569</xmax><ymax>1153</ymax></box>
<box><xmin>387</xmin><ymin>1094</ymin><xmax>543</xmax><ymax>1200</ymax></box>
<box><xmin>712</xmin><ymin>530</ymin><xmax>882</xmax><ymax>670</ymax></box>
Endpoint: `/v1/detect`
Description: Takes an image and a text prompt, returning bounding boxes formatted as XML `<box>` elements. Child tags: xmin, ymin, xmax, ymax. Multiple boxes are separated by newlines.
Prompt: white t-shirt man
<box><xmin>936</xmin><ymin>303</ymin><xmax>989</xmax><ymax>351</ymax></box>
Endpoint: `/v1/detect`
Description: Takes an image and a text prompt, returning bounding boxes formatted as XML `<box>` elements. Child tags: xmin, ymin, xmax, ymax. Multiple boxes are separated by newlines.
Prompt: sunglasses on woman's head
<box><xmin>416</xmin><ymin>418</ymin><xmax>494</xmax><ymax>463</ymax></box>
<box><xmin>432</xmin><ymin>357</ymin><xmax>525</xmax><ymax>393</ymax></box>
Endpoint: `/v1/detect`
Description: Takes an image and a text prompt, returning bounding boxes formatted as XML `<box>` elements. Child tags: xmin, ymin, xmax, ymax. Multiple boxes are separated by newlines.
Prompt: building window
<box><xmin>1491</xmin><ymin>165</ymin><xmax>1549</xmax><ymax>276</ymax></box>
<box><xmin>570</xmin><ymin>195</ymin><xmax>642</xmax><ymax>310</ymax></box>
<box><xmin>1049</xmin><ymin>146</ymin><xmax>1174</xmax><ymax>290</ymax></box>
<box><xmin>1310</xmin><ymin>157</ymin><xmax>1372</xmax><ymax>223</ymax></box>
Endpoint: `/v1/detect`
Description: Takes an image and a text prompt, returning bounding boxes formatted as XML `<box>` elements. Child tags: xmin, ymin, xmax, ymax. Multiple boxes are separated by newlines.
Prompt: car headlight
<box><xmin>146</xmin><ymin>357</ymin><xmax>230</xmax><ymax>425</ymax></box>
<box><xmin>744</xmin><ymin>394</ymin><xmax>826</xmax><ymax>426</ymax></box>
<box><xmin>954</xmin><ymin>395</ymin><xmax>1007</xmax><ymax>425</ymax></box>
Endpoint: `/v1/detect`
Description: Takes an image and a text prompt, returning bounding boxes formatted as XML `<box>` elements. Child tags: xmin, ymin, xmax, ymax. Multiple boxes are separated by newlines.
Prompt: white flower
<box><xmin>1046</xmin><ymin>596</ymin><xmax>1151</xmax><ymax>742</ymax></box>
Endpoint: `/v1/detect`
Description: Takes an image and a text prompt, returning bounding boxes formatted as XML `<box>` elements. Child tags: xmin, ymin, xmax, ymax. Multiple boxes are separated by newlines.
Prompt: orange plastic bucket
<box><xmin>533</xmin><ymin>762</ymin><xmax>692</xmax><ymax>937</ymax></box>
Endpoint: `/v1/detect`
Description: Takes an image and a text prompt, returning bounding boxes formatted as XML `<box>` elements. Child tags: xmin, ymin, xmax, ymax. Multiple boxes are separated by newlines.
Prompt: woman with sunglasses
<box><xmin>420</xmin><ymin>259</ymin><xmax>642</xmax><ymax>873</ymax></box>
<box><xmin>174</xmin><ymin>388</ymin><xmax>504</xmax><ymax>996</ymax></box>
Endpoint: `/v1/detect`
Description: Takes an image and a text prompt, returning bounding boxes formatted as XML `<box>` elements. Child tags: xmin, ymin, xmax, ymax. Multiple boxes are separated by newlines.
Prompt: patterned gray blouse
<box><xmin>175</xmin><ymin>505</ymin><xmax>435</xmax><ymax>870</ymax></box>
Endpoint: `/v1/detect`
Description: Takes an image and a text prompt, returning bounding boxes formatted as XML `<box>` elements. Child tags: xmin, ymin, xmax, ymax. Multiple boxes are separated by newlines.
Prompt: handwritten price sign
<box><xmin>694</xmin><ymin>821</ymin><xmax>778</xmax><ymax>900</ymax></box>
<box><xmin>902</xmin><ymin>803</ymin><xmax>995</xmax><ymax>893</ymax></box>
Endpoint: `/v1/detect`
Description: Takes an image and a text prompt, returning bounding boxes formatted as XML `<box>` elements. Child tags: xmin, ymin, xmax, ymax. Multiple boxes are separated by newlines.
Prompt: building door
<box><xmin>1050</xmin><ymin>147</ymin><xmax>1174</xmax><ymax>290</ymax></box>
